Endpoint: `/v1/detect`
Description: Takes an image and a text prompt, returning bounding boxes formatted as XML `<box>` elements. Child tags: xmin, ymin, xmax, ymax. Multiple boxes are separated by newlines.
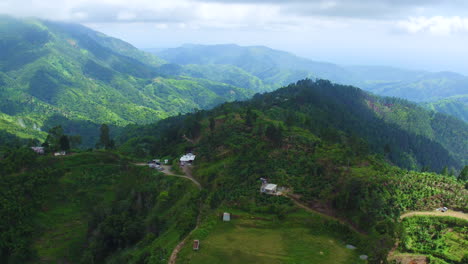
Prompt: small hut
<box><xmin>223</xmin><ymin>212</ymin><xmax>231</xmax><ymax>222</ymax></box>
<box><xmin>193</xmin><ymin>240</ymin><xmax>200</xmax><ymax>251</ymax></box>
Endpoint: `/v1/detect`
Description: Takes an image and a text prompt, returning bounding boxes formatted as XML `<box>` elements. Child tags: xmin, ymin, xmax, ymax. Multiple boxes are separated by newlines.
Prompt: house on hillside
<box><xmin>31</xmin><ymin>147</ymin><xmax>45</xmax><ymax>154</ymax></box>
<box><xmin>261</xmin><ymin>182</ymin><xmax>278</xmax><ymax>195</ymax></box>
<box><xmin>264</xmin><ymin>184</ymin><xmax>277</xmax><ymax>194</ymax></box>
<box><xmin>223</xmin><ymin>212</ymin><xmax>231</xmax><ymax>222</ymax></box>
<box><xmin>54</xmin><ymin>151</ymin><xmax>66</xmax><ymax>156</ymax></box>
<box><xmin>180</xmin><ymin>153</ymin><xmax>196</xmax><ymax>166</ymax></box>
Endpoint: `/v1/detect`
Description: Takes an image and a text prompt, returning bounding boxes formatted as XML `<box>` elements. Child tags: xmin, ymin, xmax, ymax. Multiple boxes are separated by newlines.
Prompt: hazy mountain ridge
<box><xmin>156</xmin><ymin>44</ymin><xmax>468</xmax><ymax>121</ymax></box>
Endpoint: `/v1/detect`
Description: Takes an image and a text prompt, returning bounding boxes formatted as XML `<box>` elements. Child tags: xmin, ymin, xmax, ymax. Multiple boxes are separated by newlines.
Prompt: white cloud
<box><xmin>398</xmin><ymin>16</ymin><xmax>468</xmax><ymax>35</ymax></box>
<box><xmin>117</xmin><ymin>11</ymin><xmax>136</xmax><ymax>21</ymax></box>
<box><xmin>154</xmin><ymin>23</ymin><xmax>169</xmax><ymax>29</ymax></box>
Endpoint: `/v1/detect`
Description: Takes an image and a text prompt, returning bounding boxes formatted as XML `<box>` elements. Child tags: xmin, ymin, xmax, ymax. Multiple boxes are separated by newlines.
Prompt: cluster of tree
<box><xmin>27</xmin><ymin>123</ymin><xmax>116</xmax><ymax>154</ymax></box>
<box><xmin>401</xmin><ymin>216</ymin><xmax>468</xmax><ymax>263</ymax></box>
<box><xmin>41</xmin><ymin>125</ymin><xmax>81</xmax><ymax>152</ymax></box>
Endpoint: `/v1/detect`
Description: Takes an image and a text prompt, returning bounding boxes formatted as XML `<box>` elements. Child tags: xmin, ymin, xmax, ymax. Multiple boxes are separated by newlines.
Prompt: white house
<box><xmin>180</xmin><ymin>153</ymin><xmax>196</xmax><ymax>165</ymax></box>
<box><xmin>31</xmin><ymin>147</ymin><xmax>44</xmax><ymax>154</ymax></box>
<box><xmin>54</xmin><ymin>151</ymin><xmax>66</xmax><ymax>156</ymax></box>
<box><xmin>264</xmin><ymin>184</ymin><xmax>277</xmax><ymax>194</ymax></box>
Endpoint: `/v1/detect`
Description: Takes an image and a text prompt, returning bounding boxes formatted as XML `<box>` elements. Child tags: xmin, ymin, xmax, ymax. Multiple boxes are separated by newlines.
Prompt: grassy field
<box><xmin>178</xmin><ymin>209</ymin><xmax>367</xmax><ymax>264</ymax></box>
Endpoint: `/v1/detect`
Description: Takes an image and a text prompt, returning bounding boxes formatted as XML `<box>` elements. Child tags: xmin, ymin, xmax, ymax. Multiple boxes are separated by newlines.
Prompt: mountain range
<box><xmin>0</xmin><ymin>15</ymin><xmax>467</xmax><ymax>148</ymax></box>
<box><xmin>155</xmin><ymin>44</ymin><xmax>468</xmax><ymax>121</ymax></box>
<box><xmin>0</xmin><ymin>15</ymin><xmax>467</xmax><ymax>264</ymax></box>
<box><xmin>0</xmin><ymin>16</ymin><xmax>255</xmax><ymax>144</ymax></box>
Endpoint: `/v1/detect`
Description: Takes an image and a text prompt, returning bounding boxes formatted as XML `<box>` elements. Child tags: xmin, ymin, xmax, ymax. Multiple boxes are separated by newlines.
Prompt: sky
<box><xmin>2</xmin><ymin>0</ymin><xmax>468</xmax><ymax>74</ymax></box>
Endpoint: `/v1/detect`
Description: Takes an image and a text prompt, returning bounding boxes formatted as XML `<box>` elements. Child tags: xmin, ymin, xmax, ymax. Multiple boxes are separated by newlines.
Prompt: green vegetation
<box><xmin>423</xmin><ymin>95</ymin><xmax>468</xmax><ymax>123</ymax></box>
<box><xmin>0</xmin><ymin>17</ymin><xmax>256</xmax><ymax>145</ymax></box>
<box><xmin>398</xmin><ymin>216</ymin><xmax>467</xmax><ymax>263</ymax></box>
<box><xmin>1</xmin><ymin>22</ymin><xmax>467</xmax><ymax>263</ymax></box>
<box><xmin>156</xmin><ymin>44</ymin><xmax>468</xmax><ymax>117</ymax></box>
<box><xmin>178</xmin><ymin>209</ymin><xmax>365</xmax><ymax>264</ymax></box>
<box><xmin>0</xmin><ymin>149</ymin><xmax>200</xmax><ymax>264</ymax></box>
<box><xmin>118</xmin><ymin>78</ymin><xmax>467</xmax><ymax>262</ymax></box>
<box><xmin>122</xmin><ymin>79</ymin><xmax>467</xmax><ymax>172</ymax></box>
<box><xmin>1</xmin><ymin>77</ymin><xmax>466</xmax><ymax>263</ymax></box>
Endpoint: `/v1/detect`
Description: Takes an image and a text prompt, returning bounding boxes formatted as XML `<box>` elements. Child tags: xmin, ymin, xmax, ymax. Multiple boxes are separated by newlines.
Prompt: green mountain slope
<box><xmin>422</xmin><ymin>95</ymin><xmax>468</xmax><ymax>123</ymax></box>
<box><xmin>118</xmin><ymin>78</ymin><xmax>467</xmax><ymax>262</ymax></box>
<box><xmin>121</xmin><ymin>78</ymin><xmax>467</xmax><ymax>173</ymax></box>
<box><xmin>0</xmin><ymin>17</ymin><xmax>254</xmax><ymax>144</ymax></box>
<box><xmin>0</xmin><ymin>150</ymin><xmax>200</xmax><ymax>263</ymax></box>
<box><xmin>2</xmin><ymin>79</ymin><xmax>466</xmax><ymax>264</ymax></box>
<box><xmin>156</xmin><ymin>44</ymin><xmax>468</xmax><ymax>119</ymax></box>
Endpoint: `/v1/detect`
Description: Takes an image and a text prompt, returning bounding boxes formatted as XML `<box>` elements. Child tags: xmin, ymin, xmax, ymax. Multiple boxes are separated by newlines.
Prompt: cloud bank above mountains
<box><xmin>2</xmin><ymin>0</ymin><xmax>468</xmax><ymax>74</ymax></box>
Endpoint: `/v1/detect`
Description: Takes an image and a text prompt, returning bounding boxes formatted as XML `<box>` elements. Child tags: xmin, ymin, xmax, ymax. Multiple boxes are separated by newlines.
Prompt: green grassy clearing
<box><xmin>178</xmin><ymin>209</ymin><xmax>366</xmax><ymax>264</ymax></box>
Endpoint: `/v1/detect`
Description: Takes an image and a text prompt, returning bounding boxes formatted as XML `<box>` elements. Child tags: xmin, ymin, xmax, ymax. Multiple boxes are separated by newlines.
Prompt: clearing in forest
<box><xmin>177</xmin><ymin>209</ymin><xmax>368</xmax><ymax>264</ymax></box>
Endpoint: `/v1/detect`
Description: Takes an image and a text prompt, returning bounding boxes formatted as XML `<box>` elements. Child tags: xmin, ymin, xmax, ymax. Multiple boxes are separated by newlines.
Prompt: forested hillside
<box><xmin>0</xmin><ymin>150</ymin><xmax>200</xmax><ymax>264</ymax></box>
<box><xmin>0</xmin><ymin>16</ymin><xmax>255</xmax><ymax>144</ymax></box>
<box><xmin>119</xmin><ymin>78</ymin><xmax>468</xmax><ymax>222</ymax></box>
<box><xmin>121</xmin><ymin>79</ymin><xmax>467</xmax><ymax>172</ymax></box>
<box><xmin>117</xmin><ymin>78</ymin><xmax>467</xmax><ymax>262</ymax></box>
<box><xmin>2</xmin><ymin>78</ymin><xmax>466</xmax><ymax>264</ymax></box>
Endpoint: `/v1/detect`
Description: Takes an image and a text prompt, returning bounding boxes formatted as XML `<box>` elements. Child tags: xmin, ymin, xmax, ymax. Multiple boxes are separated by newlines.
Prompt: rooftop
<box><xmin>180</xmin><ymin>153</ymin><xmax>196</xmax><ymax>162</ymax></box>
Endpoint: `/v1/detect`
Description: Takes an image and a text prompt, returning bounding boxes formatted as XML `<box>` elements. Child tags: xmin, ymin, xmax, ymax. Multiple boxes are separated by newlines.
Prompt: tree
<box><xmin>98</xmin><ymin>124</ymin><xmax>111</xmax><ymax>149</ymax></box>
<box><xmin>459</xmin><ymin>166</ymin><xmax>468</xmax><ymax>181</ymax></box>
<box><xmin>69</xmin><ymin>135</ymin><xmax>82</xmax><ymax>149</ymax></box>
<box><xmin>265</xmin><ymin>124</ymin><xmax>283</xmax><ymax>145</ymax></box>
<box><xmin>59</xmin><ymin>135</ymin><xmax>70</xmax><ymax>151</ymax></box>
<box><xmin>44</xmin><ymin>126</ymin><xmax>64</xmax><ymax>152</ymax></box>
<box><xmin>441</xmin><ymin>166</ymin><xmax>449</xmax><ymax>176</ymax></box>
<box><xmin>209</xmin><ymin>117</ymin><xmax>215</xmax><ymax>133</ymax></box>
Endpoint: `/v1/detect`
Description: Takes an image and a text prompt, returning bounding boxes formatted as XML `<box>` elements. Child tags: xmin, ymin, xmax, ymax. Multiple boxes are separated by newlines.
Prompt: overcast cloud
<box><xmin>2</xmin><ymin>0</ymin><xmax>468</xmax><ymax>74</ymax></box>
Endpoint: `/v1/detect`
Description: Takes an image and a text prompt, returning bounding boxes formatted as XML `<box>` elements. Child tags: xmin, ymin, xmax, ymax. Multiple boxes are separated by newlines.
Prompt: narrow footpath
<box><xmin>286</xmin><ymin>194</ymin><xmax>367</xmax><ymax>236</ymax></box>
<box><xmin>132</xmin><ymin>162</ymin><xmax>203</xmax><ymax>264</ymax></box>
<box><xmin>165</xmin><ymin>165</ymin><xmax>202</xmax><ymax>264</ymax></box>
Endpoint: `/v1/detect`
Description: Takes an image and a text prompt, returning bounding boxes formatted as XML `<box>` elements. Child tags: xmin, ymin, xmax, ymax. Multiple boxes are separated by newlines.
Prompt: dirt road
<box><xmin>161</xmin><ymin>165</ymin><xmax>202</xmax><ymax>190</ymax></box>
<box><xmin>133</xmin><ymin>163</ymin><xmax>201</xmax><ymax>190</ymax></box>
<box><xmin>400</xmin><ymin>210</ymin><xmax>467</xmax><ymax>221</ymax></box>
